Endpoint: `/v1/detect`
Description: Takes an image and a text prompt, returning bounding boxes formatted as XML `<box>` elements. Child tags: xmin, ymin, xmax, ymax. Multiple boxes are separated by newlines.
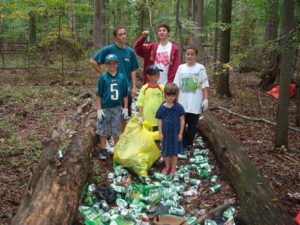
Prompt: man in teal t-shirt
<box><xmin>90</xmin><ymin>26</ymin><xmax>139</xmax><ymax>119</ymax></box>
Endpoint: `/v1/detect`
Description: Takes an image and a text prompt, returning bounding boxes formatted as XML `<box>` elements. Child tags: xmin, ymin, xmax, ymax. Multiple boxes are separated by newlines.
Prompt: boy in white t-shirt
<box><xmin>134</xmin><ymin>24</ymin><xmax>180</xmax><ymax>85</ymax></box>
<box><xmin>173</xmin><ymin>45</ymin><xmax>209</xmax><ymax>150</ymax></box>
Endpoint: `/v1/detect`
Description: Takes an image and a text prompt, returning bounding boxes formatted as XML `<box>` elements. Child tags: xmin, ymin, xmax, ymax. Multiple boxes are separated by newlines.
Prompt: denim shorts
<box><xmin>96</xmin><ymin>106</ymin><xmax>122</xmax><ymax>136</ymax></box>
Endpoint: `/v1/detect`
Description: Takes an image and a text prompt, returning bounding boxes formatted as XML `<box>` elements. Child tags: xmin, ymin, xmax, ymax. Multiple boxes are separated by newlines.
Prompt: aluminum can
<box><xmin>100</xmin><ymin>200</ymin><xmax>110</xmax><ymax>211</ymax></box>
<box><xmin>110</xmin><ymin>184</ymin><xmax>126</xmax><ymax>193</ymax></box>
<box><xmin>107</xmin><ymin>172</ymin><xmax>114</xmax><ymax>183</ymax></box>
<box><xmin>209</xmin><ymin>184</ymin><xmax>221</xmax><ymax>193</ymax></box>
<box><xmin>190</xmin><ymin>178</ymin><xmax>202</xmax><ymax>186</ymax></box>
<box><xmin>178</xmin><ymin>154</ymin><xmax>188</xmax><ymax>159</ymax></box>
<box><xmin>169</xmin><ymin>206</ymin><xmax>185</xmax><ymax>216</ymax></box>
<box><xmin>210</xmin><ymin>175</ymin><xmax>218</xmax><ymax>183</ymax></box>
<box><xmin>199</xmin><ymin>169</ymin><xmax>209</xmax><ymax>179</ymax></box>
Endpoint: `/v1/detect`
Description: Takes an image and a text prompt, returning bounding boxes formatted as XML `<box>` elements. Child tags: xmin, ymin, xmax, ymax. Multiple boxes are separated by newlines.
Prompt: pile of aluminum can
<box><xmin>78</xmin><ymin>136</ymin><xmax>235</xmax><ymax>225</ymax></box>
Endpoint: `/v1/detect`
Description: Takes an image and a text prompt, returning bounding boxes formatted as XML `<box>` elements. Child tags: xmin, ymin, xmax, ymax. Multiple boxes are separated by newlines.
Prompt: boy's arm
<box><xmin>96</xmin><ymin>95</ymin><xmax>102</xmax><ymax>110</ymax></box>
<box><xmin>138</xmin><ymin>106</ymin><xmax>143</xmax><ymax>118</ymax></box>
<box><xmin>134</xmin><ymin>34</ymin><xmax>151</xmax><ymax>57</ymax></box>
<box><xmin>178</xmin><ymin>115</ymin><xmax>185</xmax><ymax>141</ymax></box>
<box><xmin>158</xmin><ymin>119</ymin><xmax>164</xmax><ymax>141</ymax></box>
<box><xmin>123</xmin><ymin>96</ymin><xmax>128</xmax><ymax>109</ymax></box>
<box><xmin>131</xmin><ymin>71</ymin><xmax>137</xmax><ymax>97</ymax></box>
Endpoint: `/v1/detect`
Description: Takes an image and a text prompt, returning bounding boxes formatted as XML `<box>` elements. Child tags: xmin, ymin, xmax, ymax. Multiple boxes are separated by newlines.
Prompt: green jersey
<box><xmin>96</xmin><ymin>72</ymin><xmax>128</xmax><ymax>109</ymax></box>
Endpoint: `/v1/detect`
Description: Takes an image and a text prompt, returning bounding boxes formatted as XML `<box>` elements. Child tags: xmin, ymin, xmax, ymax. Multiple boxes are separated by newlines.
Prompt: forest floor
<box><xmin>0</xmin><ymin>68</ymin><xmax>299</xmax><ymax>225</ymax></box>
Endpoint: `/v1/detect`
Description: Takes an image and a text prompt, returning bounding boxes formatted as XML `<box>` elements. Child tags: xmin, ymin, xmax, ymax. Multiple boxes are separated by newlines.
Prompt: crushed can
<box><xmin>209</xmin><ymin>184</ymin><xmax>221</xmax><ymax>193</ymax></box>
<box><xmin>169</xmin><ymin>206</ymin><xmax>185</xmax><ymax>216</ymax></box>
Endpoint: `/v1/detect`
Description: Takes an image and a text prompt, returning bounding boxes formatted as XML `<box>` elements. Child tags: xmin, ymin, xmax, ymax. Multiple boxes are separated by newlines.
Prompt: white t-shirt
<box><xmin>154</xmin><ymin>42</ymin><xmax>172</xmax><ymax>85</ymax></box>
<box><xmin>173</xmin><ymin>63</ymin><xmax>209</xmax><ymax>114</ymax></box>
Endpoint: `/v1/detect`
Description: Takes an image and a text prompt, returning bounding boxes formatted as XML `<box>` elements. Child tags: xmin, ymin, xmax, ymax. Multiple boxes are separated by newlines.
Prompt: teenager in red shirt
<box><xmin>134</xmin><ymin>24</ymin><xmax>180</xmax><ymax>84</ymax></box>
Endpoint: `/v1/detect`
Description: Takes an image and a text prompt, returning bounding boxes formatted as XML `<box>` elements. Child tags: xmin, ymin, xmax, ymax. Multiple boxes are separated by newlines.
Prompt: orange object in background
<box><xmin>267</xmin><ymin>84</ymin><xmax>296</xmax><ymax>99</ymax></box>
<box><xmin>295</xmin><ymin>212</ymin><xmax>300</xmax><ymax>225</ymax></box>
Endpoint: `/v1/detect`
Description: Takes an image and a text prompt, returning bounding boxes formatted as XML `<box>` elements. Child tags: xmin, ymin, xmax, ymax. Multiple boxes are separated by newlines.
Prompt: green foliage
<box><xmin>91</xmin><ymin>163</ymin><xmax>102</xmax><ymax>185</ymax></box>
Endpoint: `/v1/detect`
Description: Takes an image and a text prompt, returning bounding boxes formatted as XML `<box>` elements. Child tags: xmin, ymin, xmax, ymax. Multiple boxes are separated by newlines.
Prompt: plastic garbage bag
<box><xmin>267</xmin><ymin>84</ymin><xmax>296</xmax><ymax>99</ymax></box>
<box><xmin>114</xmin><ymin>116</ymin><xmax>161</xmax><ymax>177</ymax></box>
<box><xmin>92</xmin><ymin>186</ymin><xmax>117</xmax><ymax>203</ymax></box>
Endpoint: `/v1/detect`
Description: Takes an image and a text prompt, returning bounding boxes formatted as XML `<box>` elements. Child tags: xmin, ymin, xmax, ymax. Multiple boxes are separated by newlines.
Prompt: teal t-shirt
<box><xmin>92</xmin><ymin>44</ymin><xmax>139</xmax><ymax>91</ymax></box>
<box><xmin>96</xmin><ymin>72</ymin><xmax>128</xmax><ymax>109</ymax></box>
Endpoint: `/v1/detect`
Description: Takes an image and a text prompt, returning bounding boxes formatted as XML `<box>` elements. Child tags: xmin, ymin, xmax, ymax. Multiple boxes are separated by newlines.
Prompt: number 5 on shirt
<box><xmin>110</xmin><ymin>83</ymin><xmax>119</xmax><ymax>100</ymax></box>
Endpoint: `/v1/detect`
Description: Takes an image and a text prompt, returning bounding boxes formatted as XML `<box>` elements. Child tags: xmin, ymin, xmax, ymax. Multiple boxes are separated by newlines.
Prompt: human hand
<box><xmin>142</xmin><ymin>30</ymin><xmax>150</xmax><ymax>37</ymax></box>
<box><xmin>138</xmin><ymin>117</ymin><xmax>143</xmax><ymax>125</ymax></box>
<box><xmin>97</xmin><ymin>109</ymin><xmax>105</xmax><ymax>121</ymax></box>
<box><xmin>122</xmin><ymin>108</ymin><xmax>128</xmax><ymax>119</ymax></box>
<box><xmin>202</xmin><ymin>99</ymin><xmax>209</xmax><ymax>112</ymax></box>
<box><xmin>131</xmin><ymin>87</ymin><xmax>137</xmax><ymax>98</ymax></box>
<box><xmin>178</xmin><ymin>134</ymin><xmax>183</xmax><ymax>141</ymax></box>
<box><xmin>160</xmin><ymin>133</ymin><xmax>164</xmax><ymax>142</ymax></box>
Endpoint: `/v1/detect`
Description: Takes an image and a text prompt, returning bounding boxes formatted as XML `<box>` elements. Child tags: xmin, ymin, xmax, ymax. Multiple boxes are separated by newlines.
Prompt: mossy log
<box><xmin>11</xmin><ymin>112</ymin><xmax>97</xmax><ymax>225</ymax></box>
<box><xmin>197</xmin><ymin>111</ymin><xmax>295</xmax><ymax>225</ymax></box>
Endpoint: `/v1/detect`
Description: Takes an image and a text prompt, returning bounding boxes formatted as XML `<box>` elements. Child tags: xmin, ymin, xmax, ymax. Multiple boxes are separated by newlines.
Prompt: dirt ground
<box><xmin>0</xmin><ymin>69</ymin><xmax>299</xmax><ymax>224</ymax></box>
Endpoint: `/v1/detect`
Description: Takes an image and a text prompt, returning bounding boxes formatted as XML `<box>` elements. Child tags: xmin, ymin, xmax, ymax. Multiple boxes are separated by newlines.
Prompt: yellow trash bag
<box><xmin>113</xmin><ymin>116</ymin><xmax>161</xmax><ymax>177</ymax></box>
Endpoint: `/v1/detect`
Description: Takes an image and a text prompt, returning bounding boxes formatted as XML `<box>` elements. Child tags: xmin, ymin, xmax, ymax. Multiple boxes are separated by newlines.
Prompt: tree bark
<box><xmin>213</xmin><ymin>0</ymin><xmax>220</xmax><ymax>73</ymax></box>
<box><xmin>93</xmin><ymin>0</ymin><xmax>105</xmax><ymax>48</ymax></box>
<box><xmin>176</xmin><ymin>0</ymin><xmax>184</xmax><ymax>63</ymax></box>
<box><xmin>260</xmin><ymin>0</ymin><xmax>279</xmax><ymax>90</ymax></box>
<box><xmin>28</xmin><ymin>3</ymin><xmax>36</xmax><ymax>46</ymax></box>
<box><xmin>216</xmin><ymin>0</ymin><xmax>232</xmax><ymax>98</ymax></box>
<box><xmin>197</xmin><ymin>111</ymin><xmax>295</xmax><ymax>225</ymax></box>
<box><xmin>68</xmin><ymin>0</ymin><xmax>77</xmax><ymax>43</ymax></box>
<box><xmin>296</xmin><ymin>82</ymin><xmax>300</xmax><ymax>127</ymax></box>
<box><xmin>192</xmin><ymin>0</ymin><xmax>204</xmax><ymax>62</ymax></box>
<box><xmin>11</xmin><ymin>112</ymin><xmax>98</xmax><ymax>225</ymax></box>
<box><xmin>265</xmin><ymin>0</ymin><xmax>279</xmax><ymax>43</ymax></box>
<box><xmin>275</xmin><ymin>0</ymin><xmax>296</xmax><ymax>148</ymax></box>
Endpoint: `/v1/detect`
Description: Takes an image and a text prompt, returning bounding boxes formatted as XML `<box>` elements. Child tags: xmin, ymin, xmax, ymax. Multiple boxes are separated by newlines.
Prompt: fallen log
<box><xmin>11</xmin><ymin>111</ymin><xmax>97</xmax><ymax>225</ymax></box>
<box><xmin>197</xmin><ymin>111</ymin><xmax>295</xmax><ymax>225</ymax></box>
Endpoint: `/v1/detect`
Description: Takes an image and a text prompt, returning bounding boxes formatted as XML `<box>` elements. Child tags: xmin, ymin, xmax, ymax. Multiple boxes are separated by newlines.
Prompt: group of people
<box><xmin>90</xmin><ymin>24</ymin><xmax>209</xmax><ymax>176</ymax></box>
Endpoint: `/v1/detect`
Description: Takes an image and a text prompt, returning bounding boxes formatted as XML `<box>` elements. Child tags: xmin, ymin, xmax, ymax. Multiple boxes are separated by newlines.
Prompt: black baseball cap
<box><xmin>146</xmin><ymin>65</ymin><xmax>163</xmax><ymax>75</ymax></box>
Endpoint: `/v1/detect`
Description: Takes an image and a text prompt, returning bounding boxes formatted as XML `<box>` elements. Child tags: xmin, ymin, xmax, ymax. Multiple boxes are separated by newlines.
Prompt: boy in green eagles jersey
<box><xmin>96</xmin><ymin>54</ymin><xmax>128</xmax><ymax>160</ymax></box>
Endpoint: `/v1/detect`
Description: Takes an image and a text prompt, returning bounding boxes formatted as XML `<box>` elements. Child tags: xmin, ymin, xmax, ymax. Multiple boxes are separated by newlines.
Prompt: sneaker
<box><xmin>99</xmin><ymin>149</ymin><xmax>107</xmax><ymax>160</ymax></box>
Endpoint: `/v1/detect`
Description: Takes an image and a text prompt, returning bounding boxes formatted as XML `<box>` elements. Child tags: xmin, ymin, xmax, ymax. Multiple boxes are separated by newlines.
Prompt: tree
<box><xmin>93</xmin><ymin>0</ymin><xmax>106</xmax><ymax>48</ymax></box>
<box><xmin>190</xmin><ymin>0</ymin><xmax>204</xmax><ymax>61</ymax></box>
<box><xmin>216</xmin><ymin>0</ymin><xmax>232</xmax><ymax>98</ymax></box>
<box><xmin>213</xmin><ymin>0</ymin><xmax>220</xmax><ymax>71</ymax></box>
<box><xmin>259</xmin><ymin>0</ymin><xmax>280</xmax><ymax>90</ymax></box>
<box><xmin>68</xmin><ymin>0</ymin><xmax>77</xmax><ymax>42</ymax></box>
<box><xmin>28</xmin><ymin>3</ymin><xmax>36</xmax><ymax>46</ymax></box>
<box><xmin>275</xmin><ymin>0</ymin><xmax>296</xmax><ymax>148</ymax></box>
<box><xmin>176</xmin><ymin>0</ymin><xmax>184</xmax><ymax>63</ymax></box>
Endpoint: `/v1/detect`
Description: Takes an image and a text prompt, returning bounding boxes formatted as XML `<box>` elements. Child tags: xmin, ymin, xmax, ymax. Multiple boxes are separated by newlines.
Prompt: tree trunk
<box><xmin>275</xmin><ymin>0</ymin><xmax>296</xmax><ymax>148</ymax></box>
<box><xmin>260</xmin><ymin>0</ymin><xmax>279</xmax><ymax>90</ymax></box>
<box><xmin>11</xmin><ymin>112</ymin><xmax>98</xmax><ymax>225</ymax></box>
<box><xmin>213</xmin><ymin>0</ymin><xmax>220</xmax><ymax>73</ymax></box>
<box><xmin>93</xmin><ymin>0</ymin><xmax>105</xmax><ymax>48</ymax></box>
<box><xmin>176</xmin><ymin>0</ymin><xmax>184</xmax><ymax>63</ymax></box>
<box><xmin>68</xmin><ymin>0</ymin><xmax>77</xmax><ymax>42</ymax></box>
<box><xmin>28</xmin><ymin>3</ymin><xmax>36</xmax><ymax>46</ymax></box>
<box><xmin>197</xmin><ymin>111</ymin><xmax>295</xmax><ymax>225</ymax></box>
<box><xmin>192</xmin><ymin>0</ymin><xmax>204</xmax><ymax>62</ymax></box>
<box><xmin>265</xmin><ymin>0</ymin><xmax>279</xmax><ymax>43</ymax></box>
<box><xmin>216</xmin><ymin>0</ymin><xmax>232</xmax><ymax>98</ymax></box>
<box><xmin>296</xmin><ymin>82</ymin><xmax>300</xmax><ymax>127</ymax></box>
